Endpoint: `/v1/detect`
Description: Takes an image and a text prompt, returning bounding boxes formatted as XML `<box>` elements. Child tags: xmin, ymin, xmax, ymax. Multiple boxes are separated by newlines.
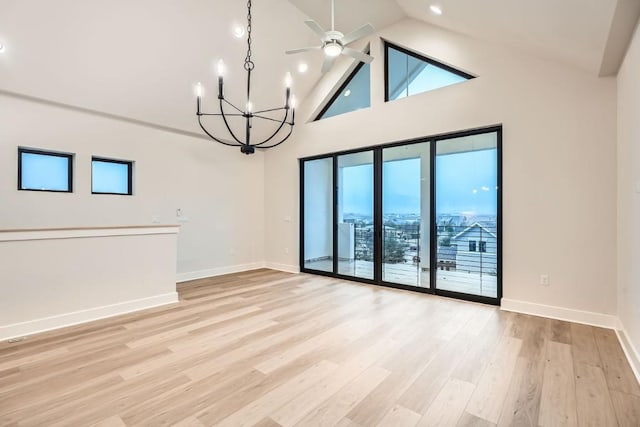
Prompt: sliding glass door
<box><xmin>435</xmin><ymin>133</ymin><xmax>499</xmax><ymax>299</ymax></box>
<box><xmin>302</xmin><ymin>157</ymin><xmax>333</xmax><ymax>272</ymax></box>
<box><xmin>382</xmin><ymin>142</ymin><xmax>430</xmax><ymax>287</ymax></box>
<box><xmin>300</xmin><ymin>126</ymin><xmax>501</xmax><ymax>305</ymax></box>
<box><xmin>337</xmin><ymin>151</ymin><xmax>374</xmax><ymax>280</ymax></box>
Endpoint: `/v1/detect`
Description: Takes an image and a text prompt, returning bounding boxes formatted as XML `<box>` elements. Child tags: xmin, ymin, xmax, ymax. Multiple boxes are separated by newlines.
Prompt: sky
<box><xmin>388</xmin><ymin>46</ymin><xmax>469</xmax><ymax>100</ymax></box>
<box><xmin>21</xmin><ymin>152</ymin><xmax>70</xmax><ymax>191</ymax></box>
<box><xmin>435</xmin><ymin>149</ymin><xmax>497</xmax><ymax>216</ymax></box>
<box><xmin>21</xmin><ymin>152</ymin><xmax>130</xmax><ymax>193</ymax></box>
<box><xmin>383</xmin><ymin>159</ymin><xmax>422</xmax><ymax>214</ymax></box>
<box><xmin>341</xmin><ymin>148</ymin><xmax>498</xmax><ymax>216</ymax></box>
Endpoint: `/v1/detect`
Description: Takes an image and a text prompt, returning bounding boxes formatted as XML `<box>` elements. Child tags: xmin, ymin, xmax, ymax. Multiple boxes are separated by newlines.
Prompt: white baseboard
<box><xmin>176</xmin><ymin>262</ymin><xmax>267</xmax><ymax>283</ymax></box>
<box><xmin>265</xmin><ymin>262</ymin><xmax>300</xmax><ymax>274</ymax></box>
<box><xmin>616</xmin><ymin>324</ymin><xmax>640</xmax><ymax>385</ymax></box>
<box><xmin>0</xmin><ymin>292</ymin><xmax>178</xmax><ymax>341</ymax></box>
<box><xmin>500</xmin><ymin>298</ymin><xmax>619</xmax><ymax>329</ymax></box>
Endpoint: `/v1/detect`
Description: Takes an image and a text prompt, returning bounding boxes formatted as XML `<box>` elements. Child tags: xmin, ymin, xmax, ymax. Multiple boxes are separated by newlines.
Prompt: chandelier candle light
<box><xmin>195</xmin><ymin>0</ymin><xmax>295</xmax><ymax>154</ymax></box>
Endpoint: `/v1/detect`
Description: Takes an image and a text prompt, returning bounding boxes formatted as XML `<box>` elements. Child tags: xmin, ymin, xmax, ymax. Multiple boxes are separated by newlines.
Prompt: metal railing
<box><xmin>350</xmin><ymin>221</ymin><xmax>498</xmax><ymax>276</ymax></box>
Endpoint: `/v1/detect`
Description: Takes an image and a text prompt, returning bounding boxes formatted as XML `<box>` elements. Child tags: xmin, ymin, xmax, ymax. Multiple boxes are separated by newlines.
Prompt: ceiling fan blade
<box><xmin>342</xmin><ymin>47</ymin><xmax>373</xmax><ymax>64</ymax></box>
<box><xmin>340</xmin><ymin>23</ymin><xmax>375</xmax><ymax>45</ymax></box>
<box><xmin>321</xmin><ymin>55</ymin><xmax>338</xmax><ymax>74</ymax></box>
<box><xmin>304</xmin><ymin>20</ymin><xmax>329</xmax><ymax>41</ymax></box>
<box><xmin>285</xmin><ymin>46</ymin><xmax>322</xmax><ymax>55</ymax></box>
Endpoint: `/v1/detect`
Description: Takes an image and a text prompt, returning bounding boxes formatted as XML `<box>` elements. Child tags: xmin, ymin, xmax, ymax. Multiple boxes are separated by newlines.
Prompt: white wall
<box><xmin>617</xmin><ymin>22</ymin><xmax>640</xmax><ymax>368</ymax></box>
<box><xmin>0</xmin><ymin>226</ymin><xmax>179</xmax><ymax>340</ymax></box>
<box><xmin>0</xmin><ymin>94</ymin><xmax>265</xmax><ymax>279</ymax></box>
<box><xmin>264</xmin><ymin>18</ymin><xmax>618</xmax><ymax>317</ymax></box>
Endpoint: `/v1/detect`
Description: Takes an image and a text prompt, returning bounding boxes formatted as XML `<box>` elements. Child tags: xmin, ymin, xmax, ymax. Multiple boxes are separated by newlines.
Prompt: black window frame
<box><xmin>469</xmin><ymin>240</ymin><xmax>477</xmax><ymax>252</ymax></box>
<box><xmin>315</xmin><ymin>53</ymin><xmax>371</xmax><ymax>121</ymax></box>
<box><xmin>91</xmin><ymin>156</ymin><xmax>134</xmax><ymax>196</ymax></box>
<box><xmin>479</xmin><ymin>240</ymin><xmax>487</xmax><ymax>253</ymax></box>
<box><xmin>384</xmin><ymin>41</ymin><xmax>475</xmax><ymax>102</ymax></box>
<box><xmin>299</xmin><ymin>124</ymin><xmax>503</xmax><ymax>306</ymax></box>
<box><xmin>17</xmin><ymin>147</ymin><xmax>74</xmax><ymax>193</ymax></box>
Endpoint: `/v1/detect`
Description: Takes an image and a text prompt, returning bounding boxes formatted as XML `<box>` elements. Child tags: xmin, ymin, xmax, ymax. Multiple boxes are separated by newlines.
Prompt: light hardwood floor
<box><xmin>1</xmin><ymin>269</ymin><xmax>639</xmax><ymax>426</ymax></box>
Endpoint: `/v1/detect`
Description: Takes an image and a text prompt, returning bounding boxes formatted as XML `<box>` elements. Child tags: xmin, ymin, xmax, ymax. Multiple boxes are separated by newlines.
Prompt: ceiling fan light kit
<box><xmin>195</xmin><ymin>0</ymin><xmax>295</xmax><ymax>155</ymax></box>
<box><xmin>286</xmin><ymin>0</ymin><xmax>375</xmax><ymax>73</ymax></box>
<box><xmin>324</xmin><ymin>41</ymin><xmax>343</xmax><ymax>57</ymax></box>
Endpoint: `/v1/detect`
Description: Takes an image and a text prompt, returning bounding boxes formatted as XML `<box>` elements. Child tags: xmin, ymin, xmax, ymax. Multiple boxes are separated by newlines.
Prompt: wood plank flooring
<box><xmin>0</xmin><ymin>269</ymin><xmax>639</xmax><ymax>426</ymax></box>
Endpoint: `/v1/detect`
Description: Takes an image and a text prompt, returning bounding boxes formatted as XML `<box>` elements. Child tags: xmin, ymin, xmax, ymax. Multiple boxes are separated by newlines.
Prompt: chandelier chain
<box><xmin>244</xmin><ymin>0</ymin><xmax>254</xmax><ymax>71</ymax></box>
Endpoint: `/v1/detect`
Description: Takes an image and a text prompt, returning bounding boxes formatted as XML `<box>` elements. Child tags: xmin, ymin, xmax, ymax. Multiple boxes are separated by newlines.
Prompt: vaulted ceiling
<box><xmin>0</xmin><ymin>0</ymin><xmax>637</xmax><ymax>139</ymax></box>
<box><xmin>291</xmin><ymin>0</ymin><xmax>639</xmax><ymax>76</ymax></box>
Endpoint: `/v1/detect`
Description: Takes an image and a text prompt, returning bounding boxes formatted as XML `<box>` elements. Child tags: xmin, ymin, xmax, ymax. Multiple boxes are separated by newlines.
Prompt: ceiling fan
<box><xmin>286</xmin><ymin>0</ymin><xmax>375</xmax><ymax>73</ymax></box>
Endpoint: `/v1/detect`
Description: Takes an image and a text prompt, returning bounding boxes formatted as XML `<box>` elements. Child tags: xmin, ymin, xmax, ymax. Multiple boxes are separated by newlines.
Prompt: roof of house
<box><xmin>452</xmin><ymin>222</ymin><xmax>497</xmax><ymax>240</ymax></box>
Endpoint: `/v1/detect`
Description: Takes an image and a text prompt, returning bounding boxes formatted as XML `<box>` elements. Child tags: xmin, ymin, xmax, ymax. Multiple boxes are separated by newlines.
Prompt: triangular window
<box><xmin>316</xmin><ymin>61</ymin><xmax>371</xmax><ymax>120</ymax></box>
<box><xmin>385</xmin><ymin>42</ymin><xmax>474</xmax><ymax>101</ymax></box>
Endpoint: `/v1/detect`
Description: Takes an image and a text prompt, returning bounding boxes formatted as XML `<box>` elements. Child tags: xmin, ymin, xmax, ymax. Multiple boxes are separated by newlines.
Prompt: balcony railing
<box><xmin>350</xmin><ymin>222</ymin><xmax>498</xmax><ymax>277</ymax></box>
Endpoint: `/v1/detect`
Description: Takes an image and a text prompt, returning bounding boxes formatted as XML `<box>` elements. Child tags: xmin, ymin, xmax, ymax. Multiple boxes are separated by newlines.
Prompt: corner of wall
<box><xmin>617</xmin><ymin>325</ymin><xmax>640</xmax><ymax>385</ymax></box>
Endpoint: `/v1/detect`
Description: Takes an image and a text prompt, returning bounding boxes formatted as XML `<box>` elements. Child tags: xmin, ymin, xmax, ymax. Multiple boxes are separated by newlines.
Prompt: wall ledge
<box><xmin>0</xmin><ymin>292</ymin><xmax>178</xmax><ymax>341</ymax></box>
<box><xmin>501</xmin><ymin>298</ymin><xmax>619</xmax><ymax>329</ymax></box>
<box><xmin>0</xmin><ymin>225</ymin><xmax>180</xmax><ymax>242</ymax></box>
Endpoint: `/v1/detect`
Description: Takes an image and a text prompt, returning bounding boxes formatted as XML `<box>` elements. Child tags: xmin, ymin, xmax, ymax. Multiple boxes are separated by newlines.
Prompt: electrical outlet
<box><xmin>540</xmin><ymin>274</ymin><xmax>549</xmax><ymax>286</ymax></box>
<box><xmin>284</xmin><ymin>247</ymin><xmax>289</xmax><ymax>254</ymax></box>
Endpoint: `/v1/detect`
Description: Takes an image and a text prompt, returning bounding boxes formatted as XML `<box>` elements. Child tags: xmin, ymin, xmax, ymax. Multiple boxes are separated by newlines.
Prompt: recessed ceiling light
<box><xmin>232</xmin><ymin>25</ymin><xmax>245</xmax><ymax>38</ymax></box>
<box><xmin>343</xmin><ymin>89</ymin><xmax>351</xmax><ymax>97</ymax></box>
<box><xmin>298</xmin><ymin>62</ymin><xmax>308</xmax><ymax>73</ymax></box>
<box><xmin>430</xmin><ymin>5</ymin><xmax>443</xmax><ymax>15</ymax></box>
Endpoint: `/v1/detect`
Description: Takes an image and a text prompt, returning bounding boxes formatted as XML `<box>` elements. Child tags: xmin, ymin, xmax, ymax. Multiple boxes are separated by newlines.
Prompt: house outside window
<box><xmin>468</xmin><ymin>240</ymin><xmax>477</xmax><ymax>252</ymax></box>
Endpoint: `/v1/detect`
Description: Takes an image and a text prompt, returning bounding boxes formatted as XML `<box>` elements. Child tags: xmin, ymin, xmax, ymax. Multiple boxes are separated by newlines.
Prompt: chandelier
<box><xmin>195</xmin><ymin>0</ymin><xmax>295</xmax><ymax>155</ymax></box>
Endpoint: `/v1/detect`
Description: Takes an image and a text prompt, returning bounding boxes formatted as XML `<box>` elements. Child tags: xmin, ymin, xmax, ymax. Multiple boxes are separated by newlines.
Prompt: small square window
<box><xmin>468</xmin><ymin>240</ymin><xmax>477</xmax><ymax>252</ymax></box>
<box><xmin>18</xmin><ymin>148</ymin><xmax>73</xmax><ymax>192</ymax></box>
<box><xmin>92</xmin><ymin>157</ymin><xmax>133</xmax><ymax>195</ymax></box>
<box><xmin>479</xmin><ymin>241</ymin><xmax>487</xmax><ymax>253</ymax></box>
